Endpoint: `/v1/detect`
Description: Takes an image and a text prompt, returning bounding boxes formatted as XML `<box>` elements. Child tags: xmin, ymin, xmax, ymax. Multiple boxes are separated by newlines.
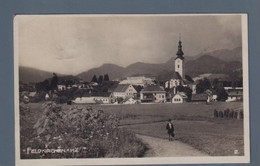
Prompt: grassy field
<box><xmin>24</xmin><ymin>102</ymin><xmax>244</xmax><ymax>156</ymax></box>
<box><xmin>90</xmin><ymin>102</ymin><xmax>243</xmax><ymax>124</ymax></box>
<box><xmin>90</xmin><ymin>102</ymin><xmax>244</xmax><ymax>156</ymax></box>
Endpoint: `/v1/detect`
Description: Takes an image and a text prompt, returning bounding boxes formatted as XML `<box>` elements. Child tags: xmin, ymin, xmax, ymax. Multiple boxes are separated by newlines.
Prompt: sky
<box><xmin>16</xmin><ymin>14</ymin><xmax>243</xmax><ymax>75</ymax></box>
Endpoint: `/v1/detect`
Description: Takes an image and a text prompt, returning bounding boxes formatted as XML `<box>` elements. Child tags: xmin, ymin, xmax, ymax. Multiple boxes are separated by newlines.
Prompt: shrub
<box><xmin>20</xmin><ymin>102</ymin><xmax>146</xmax><ymax>159</ymax></box>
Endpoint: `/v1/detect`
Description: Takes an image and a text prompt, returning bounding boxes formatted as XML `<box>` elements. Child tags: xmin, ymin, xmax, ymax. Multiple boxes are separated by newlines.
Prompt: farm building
<box><xmin>57</xmin><ymin>84</ymin><xmax>67</xmax><ymax>91</ymax></box>
<box><xmin>112</xmin><ymin>84</ymin><xmax>137</xmax><ymax>99</ymax></box>
<box><xmin>140</xmin><ymin>84</ymin><xmax>166</xmax><ymax>103</ymax></box>
<box><xmin>204</xmin><ymin>89</ymin><xmax>218</xmax><ymax>102</ymax></box>
<box><xmin>119</xmin><ymin>76</ymin><xmax>155</xmax><ymax>87</ymax></box>
<box><xmin>191</xmin><ymin>94</ymin><xmax>208</xmax><ymax>103</ymax></box>
<box><xmin>172</xmin><ymin>92</ymin><xmax>187</xmax><ymax>103</ymax></box>
<box><xmin>73</xmin><ymin>92</ymin><xmax>113</xmax><ymax>104</ymax></box>
<box><xmin>73</xmin><ymin>96</ymin><xmax>111</xmax><ymax>104</ymax></box>
<box><xmin>225</xmin><ymin>87</ymin><xmax>243</xmax><ymax>102</ymax></box>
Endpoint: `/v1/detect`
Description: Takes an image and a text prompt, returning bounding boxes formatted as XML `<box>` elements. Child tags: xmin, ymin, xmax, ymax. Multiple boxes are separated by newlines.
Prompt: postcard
<box><xmin>14</xmin><ymin>14</ymin><xmax>249</xmax><ymax>166</ymax></box>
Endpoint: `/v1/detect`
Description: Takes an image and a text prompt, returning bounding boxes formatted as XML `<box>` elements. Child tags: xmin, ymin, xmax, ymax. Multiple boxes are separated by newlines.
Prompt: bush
<box><xmin>20</xmin><ymin>102</ymin><xmax>146</xmax><ymax>159</ymax></box>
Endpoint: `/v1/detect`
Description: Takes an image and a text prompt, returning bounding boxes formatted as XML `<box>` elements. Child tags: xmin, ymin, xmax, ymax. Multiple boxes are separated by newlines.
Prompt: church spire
<box><xmin>176</xmin><ymin>38</ymin><xmax>184</xmax><ymax>60</ymax></box>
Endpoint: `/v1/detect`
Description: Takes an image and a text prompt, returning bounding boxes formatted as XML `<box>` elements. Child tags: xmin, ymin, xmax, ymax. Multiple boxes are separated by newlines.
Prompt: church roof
<box><xmin>142</xmin><ymin>84</ymin><xmax>165</xmax><ymax>92</ymax></box>
<box><xmin>183</xmin><ymin>75</ymin><xmax>194</xmax><ymax>84</ymax></box>
<box><xmin>171</xmin><ymin>72</ymin><xmax>182</xmax><ymax>80</ymax></box>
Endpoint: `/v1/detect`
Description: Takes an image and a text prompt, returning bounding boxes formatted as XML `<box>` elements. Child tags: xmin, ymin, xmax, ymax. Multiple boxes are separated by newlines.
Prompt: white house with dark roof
<box><xmin>191</xmin><ymin>93</ymin><xmax>208</xmax><ymax>103</ymax></box>
<box><xmin>172</xmin><ymin>92</ymin><xmax>188</xmax><ymax>103</ymax></box>
<box><xmin>112</xmin><ymin>84</ymin><xmax>137</xmax><ymax>99</ymax></box>
<box><xmin>140</xmin><ymin>84</ymin><xmax>166</xmax><ymax>103</ymax></box>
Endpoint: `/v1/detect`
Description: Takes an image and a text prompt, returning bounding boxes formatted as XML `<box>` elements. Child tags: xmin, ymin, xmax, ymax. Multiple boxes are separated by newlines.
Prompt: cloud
<box><xmin>17</xmin><ymin>15</ymin><xmax>243</xmax><ymax>75</ymax></box>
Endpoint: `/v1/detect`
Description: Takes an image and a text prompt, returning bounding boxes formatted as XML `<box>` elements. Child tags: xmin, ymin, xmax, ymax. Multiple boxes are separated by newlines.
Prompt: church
<box><xmin>165</xmin><ymin>39</ymin><xmax>194</xmax><ymax>94</ymax></box>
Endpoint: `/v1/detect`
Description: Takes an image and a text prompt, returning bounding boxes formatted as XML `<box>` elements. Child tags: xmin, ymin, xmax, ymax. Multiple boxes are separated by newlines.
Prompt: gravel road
<box><xmin>136</xmin><ymin>134</ymin><xmax>209</xmax><ymax>157</ymax></box>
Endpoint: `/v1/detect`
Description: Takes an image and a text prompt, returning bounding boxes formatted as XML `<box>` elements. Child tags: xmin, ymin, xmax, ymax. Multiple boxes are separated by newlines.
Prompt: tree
<box><xmin>212</xmin><ymin>78</ymin><xmax>219</xmax><ymax>89</ymax></box>
<box><xmin>35</xmin><ymin>79</ymin><xmax>50</xmax><ymax>93</ymax></box>
<box><xmin>176</xmin><ymin>85</ymin><xmax>192</xmax><ymax>101</ymax></box>
<box><xmin>216</xmin><ymin>87</ymin><xmax>228</xmax><ymax>101</ymax></box>
<box><xmin>91</xmin><ymin>75</ymin><xmax>98</xmax><ymax>83</ymax></box>
<box><xmin>98</xmin><ymin>75</ymin><xmax>104</xmax><ymax>84</ymax></box>
<box><xmin>196</xmin><ymin>78</ymin><xmax>211</xmax><ymax>93</ymax></box>
<box><xmin>104</xmin><ymin>74</ymin><xmax>110</xmax><ymax>81</ymax></box>
<box><xmin>50</xmin><ymin>73</ymin><xmax>58</xmax><ymax>92</ymax></box>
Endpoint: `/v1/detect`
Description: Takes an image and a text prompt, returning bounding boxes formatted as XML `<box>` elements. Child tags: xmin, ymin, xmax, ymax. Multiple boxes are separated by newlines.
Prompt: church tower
<box><xmin>175</xmin><ymin>39</ymin><xmax>185</xmax><ymax>78</ymax></box>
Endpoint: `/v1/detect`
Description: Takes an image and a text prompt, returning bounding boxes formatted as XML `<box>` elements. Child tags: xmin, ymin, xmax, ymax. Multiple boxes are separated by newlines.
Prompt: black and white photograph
<box><xmin>14</xmin><ymin>14</ymin><xmax>249</xmax><ymax>165</ymax></box>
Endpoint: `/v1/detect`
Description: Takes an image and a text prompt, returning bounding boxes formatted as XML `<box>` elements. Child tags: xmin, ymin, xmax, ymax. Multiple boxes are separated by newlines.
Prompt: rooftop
<box><xmin>191</xmin><ymin>94</ymin><xmax>208</xmax><ymax>101</ymax></box>
<box><xmin>113</xmin><ymin>84</ymin><xmax>132</xmax><ymax>93</ymax></box>
<box><xmin>142</xmin><ymin>84</ymin><xmax>165</xmax><ymax>92</ymax></box>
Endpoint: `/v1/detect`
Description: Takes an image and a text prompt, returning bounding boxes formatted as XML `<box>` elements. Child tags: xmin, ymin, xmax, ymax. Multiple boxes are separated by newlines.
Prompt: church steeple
<box><xmin>176</xmin><ymin>40</ymin><xmax>184</xmax><ymax>60</ymax></box>
<box><xmin>174</xmin><ymin>36</ymin><xmax>185</xmax><ymax>78</ymax></box>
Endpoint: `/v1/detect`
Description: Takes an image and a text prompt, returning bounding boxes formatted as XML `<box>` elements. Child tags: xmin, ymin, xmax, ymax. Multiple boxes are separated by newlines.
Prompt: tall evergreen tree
<box><xmin>98</xmin><ymin>75</ymin><xmax>104</xmax><ymax>84</ymax></box>
<box><xmin>104</xmin><ymin>74</ymin><xmax>110</xmax><ymax>81</ymax></box>
<box><xmin>91</xmin><ymin>75</ymin><xmax>98</xmax><ymax>83</ymax></box>
<box><xmin>50</xmin><ymin>72</ymin><xmax>58</xmax><ymax>92</ymax></box>
<box><xmin>196</xmin><ymin>78</ymin><xmax>211</xmax><ymax>93</ymax></box>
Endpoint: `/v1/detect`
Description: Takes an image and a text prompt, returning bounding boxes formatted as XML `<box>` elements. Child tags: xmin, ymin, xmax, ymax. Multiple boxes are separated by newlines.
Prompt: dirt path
<box><xmin>136</xmin><ymin>134</ymin><xmax>209</xmax><ymax>157</ymax></box>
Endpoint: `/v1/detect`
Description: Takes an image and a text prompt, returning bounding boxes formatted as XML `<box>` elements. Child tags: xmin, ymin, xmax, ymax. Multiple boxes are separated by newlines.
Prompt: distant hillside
<box><xmin>193</xmin><ymin>47</ymin><xmax>242</xmax><ymax>62</ymax></box>
<box><xmin>78</xmin><ymin>61</ymin><xmax>174</xmax><ymax>81</ymax></box>
<box><xmin>21</xmin><ymin>47</ymin><xmax>243</xmax><ymax>82</ymax></box>
<box><xmin>19</xmin><ymin>66</ymin><xmax>79</xmax><ymax>84</ymax></box>
<box><xmin>185</xmin><ymin>55</ymin><xmax>242</xmax><ymax>77</ymax></box>
<box><xmin>77</xmin><ymin>64</ymin><xmax>127</xmax><ymax>81</ymax></box>
<box><xmin>19</xmin><ymin>66</ymin><xmax>55</xmax><ymax>83</ymax></box>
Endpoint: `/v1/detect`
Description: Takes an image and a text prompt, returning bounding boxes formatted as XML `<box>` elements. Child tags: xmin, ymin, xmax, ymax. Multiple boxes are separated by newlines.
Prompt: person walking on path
<box><xmin>166</xmin><ymin>119</ymin><xmax>175</xmax><ymax>141</ymax></box>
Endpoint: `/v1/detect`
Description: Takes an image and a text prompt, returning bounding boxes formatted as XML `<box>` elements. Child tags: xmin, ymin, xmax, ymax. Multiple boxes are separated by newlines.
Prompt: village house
<box><xmin>140</xmin><ymin>84</ymin><xmax>166</xmax><ymax>103</ymax></box>
<box><xmin>72</xmin><ymin>92</ymin><xmax>112</xmax><ymax>104</ymax></box>
<box><xmin>57</xmin><ymin>84</ymin><xmax>66</xmax><ymax>91</ymax></box>
<box><xmin>191</xmin><ymin>93</ymin><xmax>208</xmax><ymax>104</ymax></box>
<box><xmin>225</xmin><ymin>87</ymin><xmax>243</xmax><ymax>102</ymax></box>
<box><xmin>204</xmin><ymin>89</ymin><xmax>218</xmax><ymax>102</ymax></box>
<box><xmin>112</xmin><ymin>84</ymin><xmax>137</xmax><ymax>99</ymax></box>
<box><xmin>122</xmin><ymin>97</ymin><xmax>138</xmax><ymax>104</ymax></box>
<box><xmin>172</xmin><ymin>92</ymin><xmax>188</xmax><ymax>103</ymax></box>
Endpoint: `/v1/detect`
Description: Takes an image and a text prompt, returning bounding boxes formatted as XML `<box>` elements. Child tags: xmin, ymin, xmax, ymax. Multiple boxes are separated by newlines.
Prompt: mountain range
<box><xmin>19</xmin><ymin>47</ymin><xmax>242</xmax><ymax>83</ymax></box>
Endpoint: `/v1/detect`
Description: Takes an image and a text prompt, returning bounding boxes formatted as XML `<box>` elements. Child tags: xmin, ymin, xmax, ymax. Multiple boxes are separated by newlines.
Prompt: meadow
<box><xmin>89</xmin><ymin>102</ymin><xmax>244</xmax><ymax>156</ymax></box>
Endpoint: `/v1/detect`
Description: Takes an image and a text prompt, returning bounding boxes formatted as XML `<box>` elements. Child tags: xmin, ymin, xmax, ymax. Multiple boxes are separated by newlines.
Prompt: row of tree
<box><xmin>91</xmin><ymin>74</ymin><xmax>110</xmax><ymax>84</ymax></box>
<box><xmin>196</xmin><ymin>78</ymin><xmax>229</xmax><ymax>101</ymax></box>
<box><xmin>35</xmin><ymin>73</ymin><xmax>58</xmax><ymax>93</ymax></box>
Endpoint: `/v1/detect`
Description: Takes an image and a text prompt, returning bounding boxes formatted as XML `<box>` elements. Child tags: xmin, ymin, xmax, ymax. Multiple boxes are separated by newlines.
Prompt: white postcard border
<box><xmin>14</xmin><ymin>13</ymin><xmax>250</xmax><ymax>166</ymax></box>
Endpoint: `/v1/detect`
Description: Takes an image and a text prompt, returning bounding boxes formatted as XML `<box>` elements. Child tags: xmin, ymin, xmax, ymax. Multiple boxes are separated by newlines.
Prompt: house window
<box><xmin>178</xmin><ymin>65</ymin><xmax>180</xmax><ymax>68</ymax></box>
